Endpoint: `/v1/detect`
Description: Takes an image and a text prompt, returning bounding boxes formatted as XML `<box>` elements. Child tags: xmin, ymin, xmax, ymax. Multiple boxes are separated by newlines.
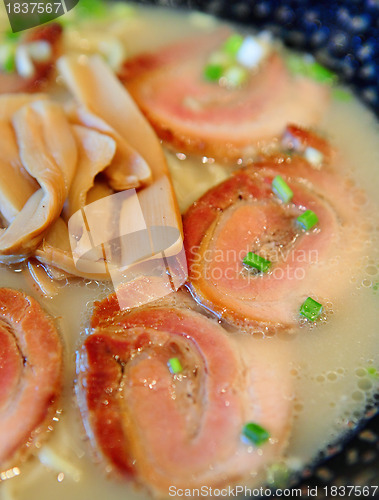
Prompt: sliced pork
<box><xmin>77</xmin><ymin>293</ymin><xmax>292</xmax><ymax>496</ymax></box>
<box><xmin>0</xmin><ymin>288</ymin><xmax>62</xmax><ymax>468</ymax></box>
<box><xmin>121</xmin><ymin>30</ymin><xmax>329</xmax><ymax>162</ymax></box>
<box><xmin>183</xmin><ymin>148</ymin><xmax>362</xmax><ymax>329</ymax></box>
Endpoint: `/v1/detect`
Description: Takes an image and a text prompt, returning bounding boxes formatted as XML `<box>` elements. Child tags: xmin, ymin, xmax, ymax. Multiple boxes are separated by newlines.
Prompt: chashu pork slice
<box><xmin>183</xmin><ymin>149</ymin><xmax>363</xmax><ymax>329</ymax></box>
<box><xmin>0</xmin><ymin>288</ymin><xmax>62</xmax><ymax>468</ymax></box>
<box><xmin>121</xmin><ymin>30</ymin><xmax>329</xmax><ymax>163</ymax></box>
<box><xmin>77</xmin><ymin>293</ymin><xmax>292</xmax><ymax>497</ymax></box>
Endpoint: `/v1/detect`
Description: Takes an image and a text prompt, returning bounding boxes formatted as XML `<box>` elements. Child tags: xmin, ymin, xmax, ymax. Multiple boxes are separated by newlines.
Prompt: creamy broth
<box><xmin>0</xmin><ymin>4</ymin><xmax>379</xmax><ymax>500</ymax></box>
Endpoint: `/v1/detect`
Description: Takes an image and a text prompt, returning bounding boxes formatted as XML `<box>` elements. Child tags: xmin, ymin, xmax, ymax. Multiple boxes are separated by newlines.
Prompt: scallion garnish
<box><xmin>204</xmin><ymin>32</ymin><xmax>271</xmax><ymax>87</ymax></box>
<box><xmin>223</xmin><ymin>65</ymin><xmax>248</xmax><ymax>87</ymax></box>
<box><xmin>297</xmin><ymin>209</ymin><xmax>319</xmax><ymax>231</ymax></box>
<box><xmin>300</xmin><ymin>297</ymin><xmax>323</xmax><ymax>321</ymax></box>
<box><xmin>0</xmin><ymin>44</ymin><xmax>16</xmax><ymax>73</ymax></box>
<box><xmin>242</xmin><ymin>422</ymin><xmax>270</xmax><ymax>446</ymax></box>
<box><xmin>285</xmin><ymin>54</ymin><xmax>336</xmax><ymax>84</ymax></box>
<box><xmin>272</xmin><ymin>175</ymin><xmax>293</xmax><ymax>203</ymax></box>
<box><xmin>285</xmin><ymin>54</ymin><xmax>309</xmax><ymax>76</ymax></box>
<box><xmin>208</xmin><ymin>50</ymin><xmax>232</xmax><ymax>67</ymax></box>
<box><xmin>366</xmin><ymin>366</ymin><xmax>379</xmax><ymax>380</ymax></box>
<box><xmin>304</xmin><ymin>146</ymin><xmax>324</xmax><ymax>167</ymax></box>
<box><xmin>168</xmin><ymin>357</ymin><xmax>182</xmax><ymax>374</ymax></box>
<box><xmin>236</xmin><ymin>36</ymin><xmax>266</xmax><ymax>68</ymax></box>
<box><xmin>4</xmin><ymin>30</ymin><xmax>21</xmax><ymax>42</ymax></box>
<box><xmin>243</xmin><ymin>252</ymin><xmax>271</xmax><ymax>273</ymax></box>
<box><xmin>3</xmin><ymin>50</ymin><xmax>16</xmax><ymax>73</ymax></box>
<box><xmin>204</xmin><ymin>63</ymin><xmax>223</xmax><ymax>82</ymax></box>
<box><xmin>307</xmin><ymin>62</ymin><xmax>336</xmax><ymax>84</ymax></box>
<box><xmin>222</xmin><ymin>34</ymin><xmax>244</xmax><ymax>57</ymax></box>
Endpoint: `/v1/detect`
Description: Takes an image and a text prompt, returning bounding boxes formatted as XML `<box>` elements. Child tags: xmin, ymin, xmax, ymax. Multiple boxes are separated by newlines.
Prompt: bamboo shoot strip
<box><xmin>58</xmin><ymin>56</ymin><xmax>187</xmax><ymax>305</ymax></box>
<box><xmin>57</xmin><ymin>56</ymin><xmax>167</xmax><ymax>180</ymax></box>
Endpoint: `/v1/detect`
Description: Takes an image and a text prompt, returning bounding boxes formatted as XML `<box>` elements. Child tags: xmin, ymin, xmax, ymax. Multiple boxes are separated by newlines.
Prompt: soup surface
<box><xmin>0</xmin><ymin>3</ymin><xmax>379</xmax><ymax>500</ymax></box>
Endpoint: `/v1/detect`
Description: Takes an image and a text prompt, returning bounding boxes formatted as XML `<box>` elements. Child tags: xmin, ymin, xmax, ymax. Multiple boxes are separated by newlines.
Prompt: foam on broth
<box><xmin>0</xmin><ymin>4</ymin><xmax>379</xmax><ymax>499</ymax></box>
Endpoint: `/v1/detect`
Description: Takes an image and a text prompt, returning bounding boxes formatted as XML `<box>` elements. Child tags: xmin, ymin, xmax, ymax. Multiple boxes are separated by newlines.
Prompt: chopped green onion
<box><xmin>236</xmin><ymin>36</ymin><xmax>266</xmax><ymax>68</ymax></box>
<box><xmin>0</xmin><ymin>44</ymin><xmax>16</xmax><ymax>73</ymax></box>
<box><xmin>223</xmin><ymin>65</ymin><xmax>248</xmax><ymax>87</ymax></box>
<box><xmin>203</xmin><ymin>63</ymin><xmax>224</xmax><ymax>82</ymax></box>
<box><xmin>222</xmin><ymin>34</ymin><xmax>244</xmax><ymax>57</ymax></box>
<box><xmin>300</xmin><ymin>297</ymin><xmax>323</xmax><ymax>321</ymax></box>
<box><xmin>285</xmin><ymin>53</ymin><xmax>309</xmax><ymax>76</ymax></box>
<box><xmin>297</xmin><ymin>209</ymin><xmax>319</xmax><ymax>231</ymax></box>
<box><xmin>307</xmin><ymin>62</ymin><xmax>336</xmax><ymax>84</ymax></box>
<box><xmin>243</xmin><ymin>252</ymin><xmax>271</xmax><ymax>273</ymax></box>
<box><xmin>285</xmin><ymin>54</ymin><xmax>336</xmax><ymax>84</ymax></box>
<box><xmin>208</xmin><ymin>51</ymin><xmax>234</xmax><ymax>71</ymax></box>
<box><xmin>4</xmin><ymin>30</ymin><xmax>21</xmax><ymax>42</ymax></box>
<box><xmin>242</xmin><ymin>422</ymin><xmax>270</xmax><ymax>446</ymax></box>
<box><xmin>304</xmin><ymin>146</ymin><xmax>324</xmax><ymax>167</ymax></box>
<box><xmin>208</xmin><ymin>50</ymin><xmax>233</xmax><ymax>67</ymax></box>
<box><xmin>332</xmin><ymin>87</ymin><xmax>352</xmax><ymax>102</ymax></box>
<box><xmin>3</xmin><ymin>51</ymin><xmax>16</xmax><ymax>73</ymax></box>
<box><xmin>168</xmin><ymin>357</ymin><xmax>182</xmax><ymax>374</ymax></box>
<box><xmin>366</xmin><ymin>367</ymin><xmax>379</xmax><ymax>380</ymax></box>
<box><xmin>205</xmin><ymin>34</ymin><xmax>260</xmax><ymax>87</ymax></box>
<box><xmin>272</xmin><ymin>175</ymin><xmax>293</xmax><ymax>203</ymax></box>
